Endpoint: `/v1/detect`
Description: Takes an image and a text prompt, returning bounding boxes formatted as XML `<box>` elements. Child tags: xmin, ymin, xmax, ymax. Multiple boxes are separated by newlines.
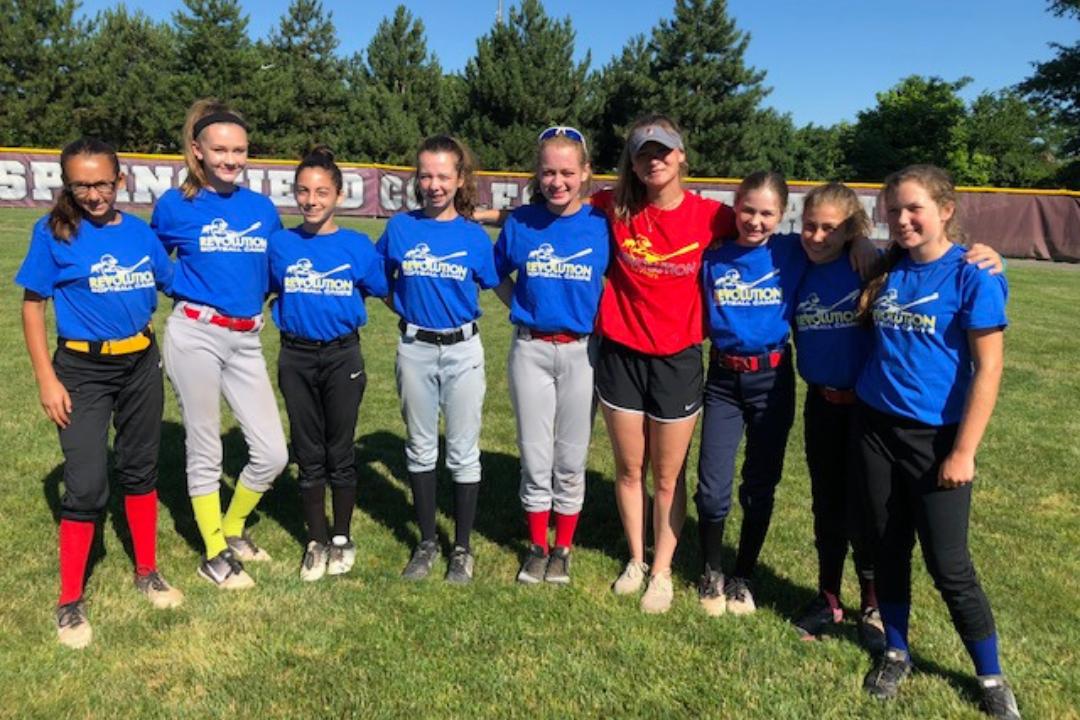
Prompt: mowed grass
<box><xmin>0</xmin><ymin>206</ymin><xmax>1076</xmax><ymax>719</ymax></box>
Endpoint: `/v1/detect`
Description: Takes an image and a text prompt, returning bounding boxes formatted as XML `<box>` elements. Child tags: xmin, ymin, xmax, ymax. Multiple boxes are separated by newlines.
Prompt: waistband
<box><xmin>710</xmin><ymin>344</ymin><xmax>789</xmax><ymax>373</ymax></box>
<box><xmin>59</xmin><ymin>326</ymin><xmax>154</xmax><ymax>356</ymax></box>
<box><xmin>516</xmin><ymin>326</ymin><xmax>587</xmax><ymax>344</ymax></box>
<box><xmin>281</xmin><ymin>331</ymin><xmax>358</xmax><ymax>349</ymax></box>
<box><xmin>810</xmin><ymin>384</ymin><xmax>857</xmax><ymax>405</ymax></box>
<box><xmin>179</xmin><ymin>302</ymin><xmax>263</xmax><ymax>333</ymax></box>
<box><xmin>399</xmin><ymin>319</ymin><xmax>479</xmax><ymax>346</ymax></box>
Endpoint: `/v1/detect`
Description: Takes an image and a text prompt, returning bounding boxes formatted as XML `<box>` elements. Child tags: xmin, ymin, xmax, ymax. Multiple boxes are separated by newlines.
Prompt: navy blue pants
<box><xmin>695</xmin><ymin>351</ymin><xmax>795</xmax><ymax>579</ymax></box>
<box><xmin>856</xmin><ymin>402</ymin><xmax>996</xmax><ymax>642</ymax></box>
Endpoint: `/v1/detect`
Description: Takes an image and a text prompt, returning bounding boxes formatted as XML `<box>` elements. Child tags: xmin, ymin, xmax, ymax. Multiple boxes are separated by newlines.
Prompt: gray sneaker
<box><xmin>544</xmin><ymin>547</ymin><xmax>571</xmax><ymax>585</ymax></box>
<box><xmin>198</xmin><ymin>549</ymin><xmax>255</xmax><ymax>590</ymax></box>
<box><xmin>445</xmin><ymin>545</ymin><xmax>475</xmax><ymax>584</ymax></box>
<box><xmin>517</xmin><ymin>544</ymin><xmax>547</xmax><ymax>584</ymax></box>
<box><xmin>134</xmin><ymin>570</ymin><xmax>184</xmax><ymax>609</ymax></box>
<box><xmin>979</xmin><ymin>675</ymin><xmax>1021</xmax><ymax>720</ymax></box>
<box><xmin>402</xmin><ymin>539</ymin><xmax>440</xmax><ymax>580</ymax></box>
<box><xmin>299</xmin><ymin>541</ymin><xmax>329</xmax><ymax>582</ymax></box>
<box><xmin>326</xmin><ymin>539</ymin><xmax>356</xmax><ymax>576</ymax></box>
<box><xmin>56</xmin><ymin>600</ymin><xmax>92</xmax><ymax>649</ymax></box>
<box><xmin>226</xmin><ymin>533</ymin><xmax>272</xmax><ymax>562</ymax></box>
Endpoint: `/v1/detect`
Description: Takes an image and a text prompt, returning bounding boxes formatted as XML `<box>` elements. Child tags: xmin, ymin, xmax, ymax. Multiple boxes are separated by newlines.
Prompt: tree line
<box><xmin>2</xmin><ymin>0</ymin><xmax>1076</xmax><ymax>188</ymax></box>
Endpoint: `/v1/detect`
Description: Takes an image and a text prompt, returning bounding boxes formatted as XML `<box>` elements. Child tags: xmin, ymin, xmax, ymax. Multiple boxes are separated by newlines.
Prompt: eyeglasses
<box><xmin>537</xmin><ymin>126</ymin><xmax>588</xmax><ymax>154</ymax></box>
<box><xmin>68</xmin><ymin>180</ymin><xmax>119</xmax><ymax>197</ymax></box>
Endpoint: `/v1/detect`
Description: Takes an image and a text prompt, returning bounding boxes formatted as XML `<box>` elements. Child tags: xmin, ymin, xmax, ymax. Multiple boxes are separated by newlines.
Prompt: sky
<box><xmin>77</xmin><ymin>0</ymin><xmax>1077</xmax><ymax>127</ymax></box>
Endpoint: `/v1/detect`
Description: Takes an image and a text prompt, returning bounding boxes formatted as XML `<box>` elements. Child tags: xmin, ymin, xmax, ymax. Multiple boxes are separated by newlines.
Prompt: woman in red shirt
<box><xmin>592</xmin><ymin>114</ymin><xmax>734</xmax><ymax>614</ymax></box>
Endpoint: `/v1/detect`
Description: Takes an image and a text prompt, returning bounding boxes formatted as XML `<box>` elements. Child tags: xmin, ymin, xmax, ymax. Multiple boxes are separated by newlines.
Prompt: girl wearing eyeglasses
<box><xmin>152</xmin><ymin>98</ymin><xmax>288</xmax><ymax>590</ymax></box>
<box><xmin>17</xmin><ymin>138</ymin><xmax>181</xmax><ymax>649</ymax></box>
<box><xmin>492</xmin><ymin>126</ymin><xmax>610</xmax><ymax>584</ymax></box>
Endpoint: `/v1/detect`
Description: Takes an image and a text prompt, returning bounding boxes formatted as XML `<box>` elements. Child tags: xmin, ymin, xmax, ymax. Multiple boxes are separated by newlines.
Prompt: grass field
<box><xmin>0</xmin><ymin>206</ymin><xmax>1076</xmax><ymax>719</ymax></box>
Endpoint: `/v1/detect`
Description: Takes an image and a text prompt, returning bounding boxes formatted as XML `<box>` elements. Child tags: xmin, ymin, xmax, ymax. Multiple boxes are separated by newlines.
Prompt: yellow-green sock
<box><xmin>222</xmin><ymin>484</ymin><xmax>264</xmax><ymax>538</ymax></box>
<box><xmin>191</xmin><ymin>492</ymin><xmax>227</xmax><ymax>558</ymax></box>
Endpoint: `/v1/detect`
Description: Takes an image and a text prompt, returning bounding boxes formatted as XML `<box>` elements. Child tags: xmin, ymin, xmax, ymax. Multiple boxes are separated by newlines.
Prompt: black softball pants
<box><xmin>53</xmin><ymin>342</ymin><xmax>163</xmax><ymax>522</ymax></box>
<box><xmin>856</xmin><ymin>402</ymin><xmax>996</xmax><ymax>642</ymax></box>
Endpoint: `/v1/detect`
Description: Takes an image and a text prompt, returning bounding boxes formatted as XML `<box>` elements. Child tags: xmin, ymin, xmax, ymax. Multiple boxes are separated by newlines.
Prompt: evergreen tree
<box><xmin>70</xmin><ymin>8</ymin><xmax>182</xmax><ymax>153</ymax></box>
<box><xmin>0</xmin><ymin>0</ymin><xmax>82</xmax><ymax>146</ymax></box>
<box><xmin>172</xmin><ymin>0</ymin><xmax>257</xmax><ymax>103</ymax></box>
<box><xmin>461</xmin><ymin>0</ymin><xmax>590</xmax><ymax>169</ymax></box>
<box><xmin>589</xmin><ymin>35</ymin><xmax>658</xmax><ymax>171</ymax></box>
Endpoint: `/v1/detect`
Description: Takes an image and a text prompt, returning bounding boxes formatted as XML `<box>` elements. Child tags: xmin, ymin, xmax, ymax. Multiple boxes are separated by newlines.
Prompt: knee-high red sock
<box><xmin>58</xmin><ymin>519</ymin><xmax>95</xmax><ymax>605</ymax></box>
<box><xmin>553</xmin><ymin>511</ymin><xmax>579</xmax><ymax>549</ymax></box>
<box><xmin>526</xmin><ymin>510</ymin><xmax>550</xmax><ymax>552</ymax></box>
<box><xmin>125</xmin><ymin>490</ymin><xmax>158</xmax><ymax>576</ymax></box>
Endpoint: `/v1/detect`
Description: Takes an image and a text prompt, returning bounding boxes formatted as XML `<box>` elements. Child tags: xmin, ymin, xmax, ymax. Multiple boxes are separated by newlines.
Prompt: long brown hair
<box><xmin>48</xmin><ymin>138</ymin><xmax>121</xmax><ymax>242</ymax></box>
<box><xmin>856</xmin><ymin>164</ymin><xmax>963</xmax><ymax>323</ymax></box>
<box><xmin>412</xmin><ymin>135</ymin><xmax>479</xmax><ymax>218</ymax></box>
<box><xmin>612</xmin><ymin>114</ymin><xmax>688</xmax><ymax>222</ymax></box>
<box><xmin>735</xmin><ymin>170</ymin><xmax>790</xmax><ymax>209</ymax></box>
<box><xmin>802</xmin><ymin>182</ymin><xmax>873</xmax><ymax>239</ymax></box>
<box><xmin>180</xmin><ymin>98</ymin><xmax>247</xmax><ymax>199</ymax></box>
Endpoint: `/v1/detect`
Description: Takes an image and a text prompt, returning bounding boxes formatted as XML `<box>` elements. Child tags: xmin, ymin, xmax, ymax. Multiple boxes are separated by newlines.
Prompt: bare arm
<box><xmin>494</xmin><ymin>277</ymin><xmax>514</xmax><ymax>309</ymax></box>
<box><xmin>22</xmin><ymin>291</ymin><xmax>71</xmax><ymax>428</ymax></box>
<box><xmin>938</xmin><ymin>328</ymin><xmax>1004</xmax><ymax>488</ymax></box>
<box><xmin>472</xmin><ymin>208</ymin><xmax>510</xmax><ymax>227</ymax></box>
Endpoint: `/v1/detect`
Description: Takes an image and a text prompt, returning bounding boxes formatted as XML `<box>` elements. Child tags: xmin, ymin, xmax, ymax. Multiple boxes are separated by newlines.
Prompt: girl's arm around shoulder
<box><xmin>470</xmin><ymin>224</ymin><xmax>501</xmax><ymax>290</ymax></box>
<box><xmin>964</xmin><ymin>243</ymin><xmax>1005</xmax><ymax>275</ymax></box>
<box><xmin>351</xmin><ymin>233</ymin><xmax>389</xmax><ymax>299</ymax></box>
<box><xmin>938</xmin><ymin>327</ymin><xmax>1004</xmax><ymax>488</ymax></box>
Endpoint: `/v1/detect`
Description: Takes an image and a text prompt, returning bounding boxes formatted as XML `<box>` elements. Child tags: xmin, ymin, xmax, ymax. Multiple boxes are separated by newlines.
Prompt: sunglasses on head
<box><xmin>538</xmin><ymin>126</ymin><xmax>588</xmax><ymax>154</ymax></box>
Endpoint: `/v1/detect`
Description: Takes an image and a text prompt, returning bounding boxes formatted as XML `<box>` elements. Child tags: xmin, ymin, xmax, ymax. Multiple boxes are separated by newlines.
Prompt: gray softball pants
<box><xmin>163</xmin><ymin>305</ymin><xmax>289</xmax><ymax>498</ymax></box>
<box><xmin>508</xmin><ymin>329</ymin><xmax>594</xmax><ymax>514</ymax></box>
<box><xmin>395</xmin><ymin>329</ymin><xmax>485</xmax><ymax>484</ymax></box>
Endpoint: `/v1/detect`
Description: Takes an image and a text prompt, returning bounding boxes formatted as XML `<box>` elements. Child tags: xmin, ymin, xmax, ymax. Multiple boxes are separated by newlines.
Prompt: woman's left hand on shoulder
<box><xmin>964</xmin><ymin>243</ymin><xmax>1005</xmax><ymax>275</ymax></box>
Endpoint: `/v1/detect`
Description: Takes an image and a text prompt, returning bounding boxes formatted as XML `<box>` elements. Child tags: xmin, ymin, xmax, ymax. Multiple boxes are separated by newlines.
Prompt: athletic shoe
<box><xmin>544</xmin><ymin>546</ymin><xmax>571</xmax><ymax>585</ymax></box>
<box><xmin>197</xmin><ymin>549</ymin><xmax>255</xmax><ymax>590</ymax></box>
<box><xmin>725</xmin><ymin>576</ymin><xmax>756</xmax><ymax>615</ymax></box>
<box><xmin>326</xmin><ymin>539</ymin><xmax>356</xmax><ymax>576</ymax></box>
<box><xmin>133</xmin><ymin>570</ymin><xmax>184</xmax><ymax>609</ymax></box>
<box><xmin>516</xmin><ymin>544</ymin><xmax>547</xmax><ymax>585</ymax></box>
<box><xmin>978</xmin><ymin>675</ymin><xmax>1021</xmax><ymax>720</ymax></box>
<box><xmin>612</xmin><ymin>559</ymin><xmax>649</xmax><ymax>595</ymax></box>
<box><xmin>640</xmin><ymin>570</ymin><xmax>674</xmax><ymax>614</ymax></box>
<box><xmin>857</xmin><ymin>606</ymin><xmax>887</xmax><ymax>655</ymax></box>
<box><xmin>225</xmin><ymin>533</ymin><xmax>272</xmax><ymax>562</ymax></box>
<box><xmin>445</xmin><ymin>546</ymin><xmax>475</xmax><ymax>585</ymax></box>
<box><xmin>863</xmin><ymin>648</ymin><xmax>912</xmax><ymax>700</ymax></box>
<box><xmin>697</xmin><ymin>565</ymin><xmax>726</xmax><ymax>617</ymax></box>
<box><xmin>299</xmin><ymin>541</ymin><xmax>329</xmax><ymax>582</ymax></box>
<box><xmin>793</xmin><ymin>594</ymin><xmax>842</xmax><ymax>638</ymax></box>
<box><xmin>401</xmin><ymin>540</ymin><xmax>440</xmax><ymax>581</ymax></box>
<box><xmin>56</xmin><ymin>600</ymin><xmax>92</xmax><ymax>650</ymax></box>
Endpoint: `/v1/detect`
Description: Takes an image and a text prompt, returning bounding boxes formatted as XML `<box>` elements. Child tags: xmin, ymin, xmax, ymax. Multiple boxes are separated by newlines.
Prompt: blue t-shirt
<box><xmin>856</xmin><ymin>244</ymin><xmax>1009</xmax><ymax>426</ymax></box>
<box><xmin>376</xmin><ymin>211</ymin><xmax>500</xmax><ymax>330</ymax></box>
<box><xmin>16</xmin><ymin>213</ymin><xmax>173</xmax><ymax>341</ymax></box>
<box><xmin>269</xmin><ymin>227</ymin><xmax>389</xmax><ymax>341</ymax></box>
<box><xmin>493</xmin><ymin>203</ymin><xmax>610</xmax><ymax>335</ymax></box>
<box><xmin>151</xmin><ymin>186</ymin><xmax>282</xmax><ymax>318</ymax></box>
<box><xmin>701</xmin><ymin>233</ymin><xmax>809</xmax><ymax>354</ymax></box>
<box><xmin>793</xmin><ymin>251</ymin><xmax>870</xmax><ymax>389</ymax></box>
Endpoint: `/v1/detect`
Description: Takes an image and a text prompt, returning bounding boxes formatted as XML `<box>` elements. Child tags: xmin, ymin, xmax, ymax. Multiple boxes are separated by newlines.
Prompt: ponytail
<box><xmin>180</xmin><ymin>97</ymin><xmax>247</xmax><ymax>199</ymax></box>
<box><xmin>295</xmin><ymin>145</ymin><xmax>343</xmax><ymax>192</ymax></box>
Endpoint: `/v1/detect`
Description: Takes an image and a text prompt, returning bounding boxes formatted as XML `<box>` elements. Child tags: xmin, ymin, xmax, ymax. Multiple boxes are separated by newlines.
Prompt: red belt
<box><xmin>711</xmin><ymin>346</ymin><xmax>787</xmax><ymax>373</ymax></box>
<box><xmin>527</xmin><ymin>328</ymin><xmax>585</xmax><ymax>344</ymax></box>
<box><xmin>816</xmin><ymin>386</ymin><xmax>857</xmax><ymax>405</ymax></box>
<box><xmin>183</xmin><ymin>305</ymin><xmax>259</xmax><ymax>332</ymax></box>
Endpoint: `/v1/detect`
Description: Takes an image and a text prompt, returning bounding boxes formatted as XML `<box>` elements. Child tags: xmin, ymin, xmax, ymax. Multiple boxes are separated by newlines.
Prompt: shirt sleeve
<box><xmin>493</xmin><ymin>218</ymin><xmax>515</xmax><ymax>280</ymax></box>
<box><xmin>148</xmin><ymin>226</ymin><xmax>175</xmax><ymax>296</ymax></box>
<box><xmin>473</xmin><ymin>227</ymin><xmax>502</xmax><ymax>290</ymax></box>
<box><xmin>712</xmin><ymin>201</ymin><xmax>736</xmax><ymax>240</ymax></box>
<box><xmin>14</xmin><ymin>220</ymin><xmax>59</xmax><ymax>298</ymax></box>
<box><xmin>959</xmin><ymin>264</ymin><xmax>1009</xmax><ymax>331</ymax></box>
<box><xmin>355</xmin><ymin>237</ymin><xmax>389</xmax><ymax>298</ymax></box>
<box><xmin>149</xmin><ymin>194</ymin><xmax>179</xmax><ymax>253</ymax></box>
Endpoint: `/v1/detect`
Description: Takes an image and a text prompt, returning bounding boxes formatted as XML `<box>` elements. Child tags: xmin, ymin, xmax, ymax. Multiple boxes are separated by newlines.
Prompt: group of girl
<box><xmin>18</xmin><ymin>99</ymin><xmax>1019</xmax><ymax>718</ymax></box>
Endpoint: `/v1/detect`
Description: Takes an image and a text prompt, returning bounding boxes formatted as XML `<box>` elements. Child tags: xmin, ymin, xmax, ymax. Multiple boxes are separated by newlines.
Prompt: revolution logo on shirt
<box><xmin>712</xmin><ymin>268</ymin><xmax>783</xmax><ymax>306</ymax></box>
<box><xmin>794</xmin><ymin>289</ymin><xmax>859</xmax><ymax>331</ymax></box>
<box><xmin>282</xmin><ymin>258</ymin><xmax>354</xmax><ymax>296</ymax></box>
<box><xmin>198</xmin><ymin>218</ymin><xmax>268</xmax><ymax>253</ymax></box>
<box><xmin>400</xmin><ymin>243</ymin><xmax>469</xmax><ymax>280</ymax></box>
<box><xmin>525</xmin><ymin>243</ymin><xmax>594</xmax><ymax>281</ymax></box>
<box><xmin>88</xmin><ymin>253</ymin><xmax>156</xmax><ymax>294</ymax></box>
<box><xmin>620</xmin><ymin>236</ymin><xmax>698</xmax><ymax>278</ymax></box>
<box><xmin>872</xmin><ymin>289</ymin><xmax>939</xmax><ymax>334</ymax></box>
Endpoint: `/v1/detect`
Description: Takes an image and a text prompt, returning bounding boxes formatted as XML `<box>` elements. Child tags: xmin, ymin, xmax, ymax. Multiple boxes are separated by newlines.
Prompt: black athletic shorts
<box><xmin>594</xmin><ymin>337</ymin><xmax>704</xmax><ymax>421</ymax></box>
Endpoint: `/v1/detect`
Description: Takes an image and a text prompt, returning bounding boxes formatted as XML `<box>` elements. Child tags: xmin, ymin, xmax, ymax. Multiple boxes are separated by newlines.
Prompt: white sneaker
<box><xmin>326</xmin><ymin>538</ymin><xmax>356</xmax><ymax>576</ymax></box>
<box><xmin>299</xmin><ymin>541</ymin><xmax>328</xmax><ymax>582</ymax></box>
<box><xmin>612</xmin><ymin>560</ymin><xmax>649</xmax><ymax>595</ymax></box>
<box><xmin>640</xmin><ymin>570</ymin><xmax>674</xmax><ymax>614</ymax></box>
<box><xmin>725</xmin><ymin>576</ymin><xmax>756</xmax><ymax>615</ymax></box>
<box><xmin>56</xmin><ymin>600</ymin><xmax>92</xmax><ymax>649</ymax></box>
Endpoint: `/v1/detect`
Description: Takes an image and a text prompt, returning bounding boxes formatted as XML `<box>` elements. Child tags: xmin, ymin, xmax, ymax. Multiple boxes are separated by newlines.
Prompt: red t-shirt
<box><xmin>593</xmin><ymin>189</ymin><xmax>735</xmax><ymax>356</ymax></box>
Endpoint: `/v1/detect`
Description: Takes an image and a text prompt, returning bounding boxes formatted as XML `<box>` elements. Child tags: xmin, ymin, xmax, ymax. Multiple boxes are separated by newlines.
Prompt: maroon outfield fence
<box><xmin>2</xmin><ymin>148</ymin><xmax>1078</xmax><ymax>261</ymax></box>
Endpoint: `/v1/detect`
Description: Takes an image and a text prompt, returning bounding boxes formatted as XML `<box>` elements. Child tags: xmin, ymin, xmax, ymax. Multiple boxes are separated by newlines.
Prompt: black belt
<box><xmin>399</xmin><ymin>319</ymin><xmax>478</xmax><ymax>346</ymax></box>
<box><xmin>281</xmin><ymin>331</ymin><xmax>358</xmax><ymax>349</ymax></box>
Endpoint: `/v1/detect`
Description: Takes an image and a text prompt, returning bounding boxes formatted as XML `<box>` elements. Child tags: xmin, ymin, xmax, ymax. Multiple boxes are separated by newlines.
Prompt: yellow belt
<box><xmin>62</xmin><ymin>329</ymin><xmax>152</xmax><ymax>355</ymax></box>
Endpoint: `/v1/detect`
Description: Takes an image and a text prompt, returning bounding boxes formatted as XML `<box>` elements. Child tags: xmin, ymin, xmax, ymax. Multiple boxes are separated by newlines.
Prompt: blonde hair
<box><xmin>413</xmin><ymin>135</ymin><xmax>479</xmax><ymax>218</ymax></box>
<box><xmin>612</xmin><ymin>114</ymin><xmax>688</xmax><ymax>222</ymax></box>
<box><xmin>802</xmin><ymin>182</ymin><xmax>872</xmax><ymax>239</ymax></box>
<box><xmin>857</xmin><ymin>164</ymin><xmax>964</xmax><ymax>323</ymax></box>
<box><xmin>180</xmin><ymin>98</ymin><xmax>247</xmax><ymax>199</ymax></box>
<box><xmin>528</xmin><ymin>133</ymin><xmax>591</xmax><ymax>205</ymax></box>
